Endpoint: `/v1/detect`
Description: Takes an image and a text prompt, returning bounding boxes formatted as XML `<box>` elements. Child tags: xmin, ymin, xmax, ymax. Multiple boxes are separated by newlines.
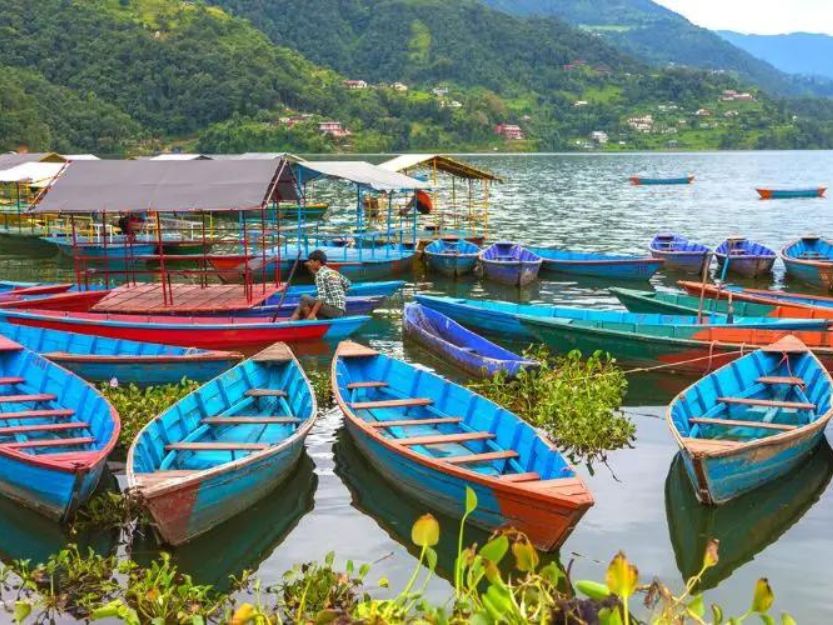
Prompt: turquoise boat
<box><xmin>781</xmin><ymin>236</ymin><xmax>833</xmax><ymax>290</ymax></box>
<box><xmin>43</xmin><ymin>235</ymin><xmax>155</xmax><ymax>269</ymax></box>
<box><xmin>0</xmin><ymin>336</ymin><xmax>120</xmax><ymax>521</ymax></box>
<box><xmin>127</xmin><ymin>342</ymin><xmax>316</xmax><ymax>545</ymax></box>
<box><xmin>631</xmin><ymin>176</ymin><xmax>694</xmax><ymax>186</ymax></box>
<box><xmin>528</xmin><ymin>247</ymin><xmax>664</xmax><ymax>280</ymax></box>
<box><xmin>757</xmin><ymin>187</ymin><xmax>826</xmax><ymax>199</ymax></box>
<box><xmin>332</xmin><ymin>341</ymin><xmax>593</xmax><ymax>551</ymax></box>
<box><xmin>611</xmin><ymin>287</ymin><xmax>780</xmax><ymax>318</ymax></box>
<box><xmin>667</xmin><ymin>336</ymin><xmax>833</xmax><ymax>504</ymax></box>
<box><xmin>423</xmin><ymin>239</ymin><xmax>480</xmax><ymax>277</ymax></box>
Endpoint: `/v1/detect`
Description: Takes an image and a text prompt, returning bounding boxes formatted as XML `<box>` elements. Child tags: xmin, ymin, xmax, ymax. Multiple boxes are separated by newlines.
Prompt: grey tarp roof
<box><xmin>379</xmin><ymin>154</ymin><xmax>502</xmax><ymax>182</ymax></box>
<box><xmin>294</xmin><ymin>160</ymin><xmax>430</xmax><ymax>192</ymax></box>
<box><xmin>30</xmin><ymin>159</ymin><xmax>298</xmax><ymax>214</ymax></box>
<box><xmin>0</xmin><ymin>152</ymin><xmax>64</xmax><ymax>170</ymax></box>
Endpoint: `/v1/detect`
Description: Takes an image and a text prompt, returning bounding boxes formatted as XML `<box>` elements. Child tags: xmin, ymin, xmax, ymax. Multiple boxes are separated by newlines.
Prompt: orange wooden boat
<box><xmin>678</xmin><ymin>281</ymin><xmax>833</xmax><ymax>320</ymax></box>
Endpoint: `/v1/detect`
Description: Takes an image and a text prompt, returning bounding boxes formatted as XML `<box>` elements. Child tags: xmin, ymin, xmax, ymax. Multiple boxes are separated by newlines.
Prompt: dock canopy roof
<box><xmin>378</xmin><ymin>154</ymin><xmax>502</xmax><ymax>182</ymax></box>
<box><xmin>294</xmin><ymin>160</ymin><xmax>430</xmax><ymax>192</ymax></box>
<box><xmin>0</xmin><ymin>152</ymin><xmax>65</xmax><ymax>170</ymax></box>
<box><xmin>30</xmin><ymin>159</ymin><xmax>298</xmax><ymax>214</ymax></box>
<box><xmin>0</xmin><ymin>162</ymin><xmax>65</xmax><ymax>187</ymax></box>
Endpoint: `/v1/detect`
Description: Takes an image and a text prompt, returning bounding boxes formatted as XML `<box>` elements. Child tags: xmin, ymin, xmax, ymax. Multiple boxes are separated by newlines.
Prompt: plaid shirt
<box><xmin>315</xmin><ymin>265</ymin><xmax>351</xmax><ymax>311</ymax></box>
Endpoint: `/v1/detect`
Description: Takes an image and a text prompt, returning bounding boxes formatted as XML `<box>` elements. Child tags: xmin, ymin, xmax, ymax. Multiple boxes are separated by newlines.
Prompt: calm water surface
<box><xmin>1</xmin><ymin>152</ymin><xmax>832</xmax><ymax>621</ymax></box>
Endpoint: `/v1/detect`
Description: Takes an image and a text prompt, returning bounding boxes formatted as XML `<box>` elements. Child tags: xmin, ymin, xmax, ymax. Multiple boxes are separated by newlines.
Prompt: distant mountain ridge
<box><xmin>718</xmin><ymin>31</ymin><xmax>833</xmax><ymax>81</ymax></box>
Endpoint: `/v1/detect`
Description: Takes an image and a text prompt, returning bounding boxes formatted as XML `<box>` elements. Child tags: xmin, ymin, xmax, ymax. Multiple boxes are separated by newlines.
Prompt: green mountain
<box><xmin>718</xmin><ymin>31</ymin><xmax>833</xmax><ymax>81</ymax></box>
<box><xmin>479</xmin><ymin>0</ymin><xmax>833</xmax><ymax>97</ymax></box>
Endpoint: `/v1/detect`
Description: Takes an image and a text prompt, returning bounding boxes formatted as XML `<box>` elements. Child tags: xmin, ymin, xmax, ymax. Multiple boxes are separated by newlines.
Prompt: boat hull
<box><xmin>631</xmin><ymin>176</ymin><xmax>693</xmax><ymax>186</ymax></box>
<box><xmin>782</xmin><ymin>256</ymin><xmax>833</xmax><ymax>290</ymax></box>
<box><xmin>539</xmin><ymin>257</ymin><xmax>663</xmax><ymax>280</ymax></box>
<box><xmin>210</xmin><ymin>252</ymin><xmax>416</xmax><ymax>283</ymax></box>
<box><xmin>481</xmin><ymin>260</ymin><xmax>541</xmax><ymax>286</ymax></box>
<box><xmin>756</xmin><ymin>188</ymin><xmax>826</xmax><ymax>199</ymax></box>
<box><xmin>715</xmin><ymin>255</ymin><xmax>775</xmax><ymax>279</ymax></box>
<box><xmin>424</xmin><ymin>252</ymin><xmax>479</xmax><ymax>277</ymax></box>
<box><xmin>650</xmin><ymin>250</ymin><xmax>708</xmax><ymax>274</ymax></box>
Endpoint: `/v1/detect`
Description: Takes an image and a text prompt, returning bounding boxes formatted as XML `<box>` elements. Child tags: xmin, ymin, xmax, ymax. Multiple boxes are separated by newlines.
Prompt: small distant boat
<box><xmin>128</xmin><ymin>342</ymin><xmax>316</xmax><ymax>545</ymax></box>
<box><xmin>332</xmin><ymin>340</ymin><xmax>593</xmax><ymax>551</ymax></box>
<box><xmin>42</xmin><ymin>236</ymin><xmax>156</xmax><ymax>268</ymax></box>
<box><xmin>478</xmin><ymin>242</ymin><xmax>542</xmax><ymax>287</ymax></box>
<box><xmin>0</xmin><ymin>336</ymin><xmax>119</xmax><ymax>520</ymax></box>
<box><xmin>667</xmin><ymin>336</ymin><xmax>833</xmax><ymax>504</ymax></box>
<box><xmin>631</xmin><ymin>176</ymin><xmax>694</xmax><ymax>186</ymax></box>
<box><xmin>403</xmin><ymin>303</ymin><xmax>536</xmax><ymax>379</ymax></box>
<box><xmin>529</xmin><ymin>247</ymin><xmax>663</xmax><ymax>280</ymax></box>
<box><xmin>781</xmin><ymin>236</ymin><xmax>833</xmax><ymax>290</ymax></box>
<box><xmin>649</xmin><ymin>233</ymin><xmax>710</xmax><ymax>274</ymax></box>
<box><xmin>756</xmin><ymin>188</ymin><xmax>826</xmax><ymax>200</ymax></box>
<box><xmin>423</xmin><ymin>239</ymin><xmax>480</xmax><ymax>277</ymax></box>
<box><xmin>0</xmin><ymin>321</ymin><xmax>243</xmax><ymax>386</ymax></box>
<box><xmin>714</xmin><ymin>237</ymin><xmax>776</xmax><ymax>278</ymax></box>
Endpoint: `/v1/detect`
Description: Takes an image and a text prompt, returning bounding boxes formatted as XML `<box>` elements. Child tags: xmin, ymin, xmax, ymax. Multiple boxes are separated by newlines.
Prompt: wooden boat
<box><xmin>478</xmin><ymin>242</ymin><xmax>542</xmax><ymax>287</ymax></box>
<box><xmin>649</xmin><ymin>233</ymin><xmax>710</xmax><ymax>274</ymax></box>
<box><xmin>402</xmin><ymin>303</ymin><xmax>535</xmax><ymax>379</ymax></box>
<box><xmin>43</xmin><ymin>235</ymin><xmax>156</xmax><ymax>268</ymax></box>
<box><xmin>714</xmin><ymin>237</ymin><xmax>776</xmax><ymax>278</ymax></box>
<box><xmin>612</xmin><ymin>287</ymin><xmax>787</xmax><ymax>319</ymax></box>
<box><xmin>666</xmin><ymin>336</ymin><xmax>833</xmax><ymax>504</ymax></box>
<box><xmin>0</xmin><ymin>321</ymin><xmax>242</xmax><ymax>386</ymax></box>
<box><xmin>275</xmin><ymin>203</ymin><xmax>329</xmax><ymax>221</ymax></box>
<box><xmin>678</xmin><ymin>281</ymin><xmax>833</xmax><ymax>319</ymax></box>
<box><xmin>413</xmin><ymin>294</ymin><xmax>830</xmax><ymax>341</ymax></box>
<box><xmin>0</xmin><ymin>336</ymin><xmax>119</xmax><ymax>520</ymax></box>
<box><xmin>332</xmin><ymin>341</ymin><xmax>593</xmax><ymax>551</ymax></box>
<box><xmin>756</xmin><ymin>187</ymin><xmax>826</xmax><ymax>199</ymax></box>
<box><xmin>127</xmin><ymin>342</ymin><xmax>316</xmax><ymax>545</ymax></box>
<box><xmin>631</xmin><ymin>176</ymin><xmax>694</xmax><ymax>186</ymax></box>
<box><xmin>528</xmin><ymin>247</ymin><xmax>663</xmax><ymax>280</ymax></box>
<box><xmin>0</xmin><ymin>282</ymin><xmax>73</xmax><ymax>297</ymax></box>
<box><xmin>665</xmin><ymin>443</ymin><xmax>833</xmax><ymax>590</ymax></box>
<box><xmin>423</xmin><ymin>239</ymin><xmax>480</xmax><ymax>277</ymax></box>
<box><xmin>781</xmin><ymin>236</ymin><xmax>833</xmax><ymax>289</ymax></box>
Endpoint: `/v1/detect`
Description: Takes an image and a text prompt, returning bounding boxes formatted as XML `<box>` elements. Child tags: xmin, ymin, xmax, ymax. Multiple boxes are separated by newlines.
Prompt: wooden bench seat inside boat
<box><xmin>3</xmin><ymin>436</ymin><xmax>94</xmax><ymax>450</ymax></box>
<box><xmin>351</xmin><ymin>398</ymin><xmax>433</xmax><ymax>410</ymax></box>
<box><xmin>689</xmin><ymin>417</ymin><xmax>797</xmax><ymax>431</ymax></box>
<box><xmin>0</xmin><ymin>377</ymin><xmax>24</xmax><ymax>385</ymax></box>
<box><xmin>369</xmin><ymin>417</ymin><xmax>462</xmax><ymax>428</ymax></box>
<box><xmin>0</xmin><ymin>393</ymin><xmax>56</xmax><ymax>404</ymax></box>
<box><xmin>165</xmin><ymin>442</ymin><xmax>269</xmax><ymax>452</ymax></box>
<box><xmin>757</xmin><ymin>376</ymin><xmax>806</xmax><ymax>387</ymax></box>
<box><xmin>133</xmin><ymin>470</ymin><xmax>197</xmax><ymax>487</ymax></box>
<box><xmin>398</xmin><ymin>431</ymin><xmax>494</xmax><ymax>446</ymax></box>
<box><xmin>201</xmin><ymin>417</ymin><xmax>301</xmax><ymax>425</ymax></box>
<box><xmin>499</xmin><ymin>472</ymin><xmax>540</xmax><ymax>482</ymax></box>
<box><xmin>0</xmin><ymin>409</ymin><xmax>74</xmax><ymax>421</ymax></box>
<box><xmin>444</xmin><ymin>450</ymin><xmax>519</xmax><ymax>464</ymax></box>
<box><xmin>0</xmin><ymin>422</ymin><xmax>89</xmax><ymax>435</ymax></box>
<box><xmin>244</xmin><ymin>389</ymin><xmax>287</xmax><ymax>398</ymax></box>
<box><xmin>347</xmin><ymin>381</ymin><xmax>388</xmax><ymax>390</ymax></box>
<box><xmin>717</xmin><ymin>397</ymin><xmax>815</xmax><ymax>410</ymax></box>
<box><xmin>682</xmin><ymin>438</ymin><xmax>743</xmax><ymax>454</ymax></box>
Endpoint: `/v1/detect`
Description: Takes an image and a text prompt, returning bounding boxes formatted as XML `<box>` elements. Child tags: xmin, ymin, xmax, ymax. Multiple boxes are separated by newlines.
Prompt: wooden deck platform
<box><xmin>91</xmin><ymin>283</ymin><xmax>284</xmax><ymax>314</ymax></box>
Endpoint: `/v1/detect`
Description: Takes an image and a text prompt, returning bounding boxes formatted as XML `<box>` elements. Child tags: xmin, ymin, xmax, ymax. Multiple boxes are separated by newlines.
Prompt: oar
<box><xmin>696</xmin><ymin>252</ymin><xmax>713</xmax><ymax>324</ymax></box>
<box><xmin>271</xmin><ymin>249</ymin><xmax>304</xmax><ymax>322</ymax></box>
<box><xmin>717</xmin><ymin>245</ymin><xmax>734</xmax><ymax>323</ymax></box>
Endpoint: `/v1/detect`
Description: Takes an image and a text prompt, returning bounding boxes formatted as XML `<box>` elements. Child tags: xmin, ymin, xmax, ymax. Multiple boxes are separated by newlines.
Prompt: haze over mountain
<box><xmin>718</xmin><ymin>31</ymin><xmax>833</xmax><ymax>81</ymax></box>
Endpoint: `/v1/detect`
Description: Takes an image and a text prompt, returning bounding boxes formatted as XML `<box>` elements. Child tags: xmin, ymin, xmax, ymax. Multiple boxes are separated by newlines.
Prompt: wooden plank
<box><xmin>0</xmin><ymin>394</ymin><xmax>55</xmax><ymax>404</ymax></box>
<box><xmin>244</xmin><ymin>389</ymin><xmax>288</xmax><ymax>398</ymax></box>
<box><xmin>347</xmin><ymin>381</ymin><xmax>389</xmax><ymax>390</ymax></box>
<box><xmin>165</xmin><ymin>442</ymin><xmax>269</xmax><ymax>451</ymax></box>
<box><xmin>338</xmin><ymin>341</ymin><xmax>377</xmax><ymax>358</ymax></box>
<box><xmin>690</xmin><ymin>417</ymin><xmax>796</xmax><ymax>432</ymax></box>
<box><xmin>718</xmin><ymin>397</ymin><xmax>815</xmax><ymax>410</ymax></box>
<box><xmin>682</xmin><ymin>437</ymin><xmax>743</xmax><ymax>454</ymax></box>
<box><xmin>0</xmin><ymin>422</ymin><xmax>89</xmax><ymax>435</ymax></box>
<box><xmin>369</xmin><ymin>417</ymin><xmax>462</xmax><ymax>428</ymax></box>
<box><xmin>444</xmin><ymin>450</ymin><xmax>519</xmax><ymax>465</ymax></box>
<box><xmin>0</xmin><ymin>409</ymin><xmax>74</xmax><ymax>421</ymax></box>
<box><xmin>92</xmin><ymin>283</ymin><xmax>281</xmax><ymax>314</ymax></box>
<box><xmin>4</xmin><ymin>436</ymin><xmax>94</xmax><ymax>449</ymax></box>
<box><xmin>202</xmin><ymin>417</ymin><xmax>301</xmax><ymax>425</ymax></box>
<box><xmin>252</xmin><ymin>343</ymin><xmax>293</xmax><ymax>363</ymax></box>
<box><xmin>0</xmin><ymin>377</ymin><xmax>24</xmax><ymax>385</ymax></box>
<box><xmin>399</xmin><ymin>431</ymin><xmax>494</xmax><ymax>446</ymax></box>
<box><xmin>757</xmin><ymin>376</ymin><xmax>806</xmax><ymax>386</ymax></box>
<box><xmin>133</xmin><ymin>470</ymin><xmax>198</xmax><ymax>487</ymax></box>
<box><xmin>499</xmin><ymin>472</ymin><xmax>540</xmax><ymax>483</ymax></box>
<box><xmin>351</xmin><ymin>398</ymin><xmax>432</xmax><ymax>410</ymax></box>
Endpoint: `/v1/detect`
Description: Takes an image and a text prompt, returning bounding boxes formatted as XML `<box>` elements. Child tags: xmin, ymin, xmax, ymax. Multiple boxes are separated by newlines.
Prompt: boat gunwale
<box><xmin>780</xmin><ymin>237</ymin><xmax>833</xmax><ymax>269</ymax></box>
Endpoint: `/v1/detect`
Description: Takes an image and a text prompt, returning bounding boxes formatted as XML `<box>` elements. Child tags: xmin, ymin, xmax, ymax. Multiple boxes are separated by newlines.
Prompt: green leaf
<box><xmin>751</xmin><ymin>578</ymin><xmax>774</xmax><ymax>614</ymax></box>
<box><xmin>539</xmin><ymin>562</ymin><xmax>565</xmax><ymax>586</ymax></box>
<box><xmin>377</xmin><ymin>576</ymin><xmax>390</xmax><ymax>589</ymax></box>
<box><xmin>711</xmin><ymin>603</ymin><xmax>724</xmax><ymax>625</ymax></box>
<box><xmin>411</xmin><ymin>513</ymin><xmax>440</xmax><ymax>547</ymax></box>
<box><xmin>465</xmin><ymin>487</ymin><xmax>478</xmax><ymax>515</ymax></box>
<box><xmin>687</xmin><ymin>594</ymin><xmax>705</xmax><ymax>619</ymax></box>
<box><xmin>781</xmin><ymin>614</ymin><xmax>798</xmax><ymax>625</ymax></box>
<box><xmin>511</xmin><ymin>537</ymin><xmax>539</xmax><ymax>572</ymax></box>
<box><xmin>575</xmin><ymin>580</ymin><xmax>611</xmax><ymax>600</ymax></box>
<box><xmin>478</xmin><ymin>535</ymin><xmax>509</xmax><ymax>564</ymax></box>
<box><xmin>425</xmin><ymin>547</ymin><xmax>438</xmax><ymax>572</ymax></box>
<box><xmin>13</xmin><ymin>601</ymin><xmax>31</xmax><ymax>624</ymax></box>
<box><xmin>759</xmin><ymin>615</ymin><xmax>775</xmax><ymax>625</ymax></box>
<box><xmin>606</xmin><ymin>552</ymin><xmax>638</xmax><ymax>598</ymax></box>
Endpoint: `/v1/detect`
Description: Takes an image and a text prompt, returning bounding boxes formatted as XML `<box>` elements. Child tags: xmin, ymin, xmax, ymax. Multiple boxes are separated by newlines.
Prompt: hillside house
<box><xmin>343</xmin><ymin>80</ymin><xmax>368</xmax><ymax>90</ymax></box>
<box><xmin>695</xmin><ymin>108</ymin><xmax>712</xmax><ymax>117</ymax></box>
<box><xmin>574</xmin><ymin>100</ymin><xmax>589</xmax><ymax>107</ymax></box>
<box><xmin>722</xmin><ymin>90</ymin><xmax>755</xmax><ymax>102</ymax></box>
<box><xmin>319</xmin><ymin>121</ymin><xmax>351</xmax><ymax>138</ymax></box>
<box><xmin>590</xmin><ymin>131</ymin><xmax>609</xmax><ymax>145</ymax></box>
<box><xmin>626</xmin><ymin>115</ymin><xmax>654</xmax><ymax>133</ymax></box>
<box><xmin>432</xmin><ymin>87</ymin><xmax>449</xmax><ymax>97</ymax></box>
<box><xmin>494</xmin><ymin>124</ymin><xmax>525</xmax><ymax>140</ymax></box>
<box><xmin>392</xmin><ymin>82</ymin><xmax>409</xmax><ymax>92</ymax></box>
<box><xmin>440</xmin><ymin>99</ymin><xmax>463</xmax><ymax>109</ymax></box>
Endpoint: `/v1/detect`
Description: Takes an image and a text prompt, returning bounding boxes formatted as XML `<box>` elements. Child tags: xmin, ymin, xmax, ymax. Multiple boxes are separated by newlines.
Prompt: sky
<box><xmin>654</xmin><ymin>0</ymin><xmax>833</xmax><ymax>36</ymax></box>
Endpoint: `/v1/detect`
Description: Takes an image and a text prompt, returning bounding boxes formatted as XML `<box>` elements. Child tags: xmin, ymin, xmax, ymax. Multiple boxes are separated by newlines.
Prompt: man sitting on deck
<box><xmin>290</xmin><ymin>250</ymin><xmax>351</xmax><ymax>320</ymax></box>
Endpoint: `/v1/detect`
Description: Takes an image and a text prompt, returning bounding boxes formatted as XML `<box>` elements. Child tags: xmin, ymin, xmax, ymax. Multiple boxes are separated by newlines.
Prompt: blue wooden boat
<box><xmin>413</xmin><ymin>294</ymin><xmax>830</xmax><ymax>341</ymax></box>
<box><xmin>127</xmin><ymin>342</ymin><xmax>316</xmax><ymax>545</ymax></box>
<box><xmin>0</xmin><ymin>336</ymin><xmax>119</xmax><ymax>521</ymax></box>
<box><xmin>667</xmin><ymin>335</ymin><xmax>833</xmax><ymax>504</ymax></box>
<box><xmin>757</xmin><ymin>187</ymin><xmax>826</xmax><ymax>200</ymax></box>
<box><xmin>0</xmin><ymin>321</ymin><xmax>242</xmax><ymax>386</ymax></box>
<box><xmin>649</xmin><ymin>233</ymin><xmax>711</xmax><ymax>274</ymax></box>
<box><xmin>402</xmin><ymin>303</ymin><xmax>536</xmax><ymax>379</ymax></box>
<box><xmin>714</xmin><ymin>237</ymin><xmax>776</xmax><ymax>278</ymax></box>
<box><xmin>528</xmin><ymin>247</ymin><xmax>663</xmax><ymax>280</ymax></box>
<box><xmin>631</xmin><ymin>176</ymin><xmax>694</xmax><ymax>186</ymax></box>
<box><xmin>423</xmin><ymin>239</ymin><xmax>480</xmax><ymax>277</ymax></box>
<box><xmin>283</xmin><ymin>280</ymin><xmax>405</xmax><ymax>300</ymax></box>
<box><xmin>43</xmin><ymin>235</ymin><xmax>156</xmax><ymax>269</ymax></box>
<box><xmin>781</xmin><ymin>236</ymin><xmax>833</xmax><ymax>290</ymax></box>
<box><xmin>332</xmin><ymin>341</ymin><xmax>593</xmax><ymax>551</ymax></box>
<box><xmin>478</xmin><ymin>242</ymin><xmax>542</xmax><ymax>287</ymax></box>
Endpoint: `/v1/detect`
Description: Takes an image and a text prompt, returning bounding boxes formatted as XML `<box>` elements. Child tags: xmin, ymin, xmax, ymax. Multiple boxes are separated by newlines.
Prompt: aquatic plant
<box><xmin>470</xmin><ymin>347</ymin><xmax>634</xmax><ymax>469</ymax></box>
<box><xmin>71</xmin><ymin>491</ymin><xmax>144</xmax><ymax>533</ymax></box>
<box><xmin>306</xmin><ymin>367</ymin><xmax>335</xmax><ymax>409</ymax></box>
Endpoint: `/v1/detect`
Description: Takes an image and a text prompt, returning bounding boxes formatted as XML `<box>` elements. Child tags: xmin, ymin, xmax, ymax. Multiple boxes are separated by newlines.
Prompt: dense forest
<box><xmin>0</xmin><ymin>0</ymin><xmax>832</xmax><ymax>155</ymax></box>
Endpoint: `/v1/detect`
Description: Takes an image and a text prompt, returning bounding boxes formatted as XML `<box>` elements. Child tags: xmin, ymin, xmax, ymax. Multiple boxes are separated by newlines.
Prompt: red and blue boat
<box><xmin>128</xmin><ymin>342</ymin><xmax>315</xmax><ymax>545</ymax></box>
<box><xmin>0</xmin><ymin>336</ymin><xmax>119</xmax><ymax>520</ymax></box>
<box><xmin>478</xmin><ymin>242</ymin><xmax>542</xmax><ymax>287</ymax></box>
<box><xmin>631</xmin><ymin>176</ymin><xmax>694</xmax><ymax>186</ymax></box>
<box><xmin>402</xmin><ymin>303</ymin><xmax>535</xmax><ymax>379</ymax></box>
<box><xmin>423</xmin><ymin>239</ymin><xmax>480</xmax><ymax>277</ymax></box>
<box><xmin>781</xmin><ymin>236</ymin><xmax>833</xmax><ymax>290</ymax></box>
<box><xmin>714</xmin><ymin>237</ymin><xmax>776</xmax><ymax>278</ymax></box>
<box><xmin>528</xmin><ymin>247</ymin><xmax>663</xmax><ymax>280</ymax></box>
<box><xmin>332</xmin><ymin>340</ymin><xmax>593</xmax><ymax>551</ymax></box>
<box><xmin>667</xmin><ymin>336</ymin><xmax>833</xmax><ymax>504</ymax></box>
<box><xmin>650</xmin><ymin>233</ymin><xmax>711</xmax><ymax>274</ymax></box>
<box><xmin>756</xmin><ymin>187</ymin><xmax>826</xmax><ymax>200</ymax></box>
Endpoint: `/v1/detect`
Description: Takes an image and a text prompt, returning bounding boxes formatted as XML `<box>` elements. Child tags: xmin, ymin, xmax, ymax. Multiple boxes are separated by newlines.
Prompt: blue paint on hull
<box><xmin>424</xmin><ymin>239</ymin><xmax>480</xmax><ymax>277</ymax></box>
<box><xmin>529</xmin><ymin>247</ymin><xmax>663</xmax><ymax>280</ymax></box>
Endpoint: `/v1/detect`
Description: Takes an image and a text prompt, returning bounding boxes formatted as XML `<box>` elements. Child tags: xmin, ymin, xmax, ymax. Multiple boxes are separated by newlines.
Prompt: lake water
<box><xmin>1</xmin><ymin>151</ymin><xmax>832</xmax><ymax>621</ymax></box>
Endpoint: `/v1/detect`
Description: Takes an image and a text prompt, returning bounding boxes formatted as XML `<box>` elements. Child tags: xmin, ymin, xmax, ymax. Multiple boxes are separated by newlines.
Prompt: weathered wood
<box><xmin>252</xmin><ymin>343</ymin><xmax>294</xmax><ymax>363</ymax></box>
<box><xmin>338</xmin><ymin>341</ymin><xmax>377</xmax><ymax>358</ymax></box>
<box><xmin>0</xmin><ymin>409</ymin><xmax>74</xmax><ymax>421</ymax></box>
<box><xmin>0</xmin><ymin>422</ymin><xmax>89</xmax><ymax>435</ymax></box>
<box><xmin>0</xmin><ymin>377</ymin><xmax>24</xmax><ymax>385</ymax></box>
<box><xmin>0</xmin><ymin>393</ymin><xmax>56</xmax><ymax>404</ymax></box>
<box><xmin>399</xmin><ymin>432</ymin><xmax>493</xmax><ymax>446</ymax></box>
<box><xmin>444</xmin><ymin>450</ymin><xmax>519</xmax><ymax>464</ymax></box>
<box><xmin>91</xmin><ymin>283</ymin><xmax>281</xmax><ymax>314</ymax></box>
<box><xmin>4</xmin><ymin>436</ymin><xmax>94</xmax><ymax>449</ymax></box>
<box><xmin>682</xmin><ymin>438</ymin><xmax>743</xmax><ymax>454</ymax></box>
<box><xmin>718</xmin><ymin>396</ymin><xmax>815</xmax><ymax>410</ymax></box>
<box><xmin>133</xmin><ymin>470</ymin><xmax>197</xmax><ymax>487</ymax></box>
<box><xmin>499</xmin><ymin>472</ymin><xmax>540</xmax><ymax>483</ymax></box>
<box><xmin>347</xmin><ymin>381</ymin><xmax>389</xmax><ymax>390</ymax></box>
<box><xmin>690</xmin><ymin>417</ymin><xmax>797</xmax><ymax>432</ymax></box>
<box><xmin>165</xmin><ymin>442</ymin><xmax>269</xmax><ymax>451</ymax></box>
<box><xmin>202</xmin><ymin>417</ymin><xmax>301</xmax><ymax>425</ymax></box>
<box><xmin>757</xmin><ymin>376</ymin><xmax>806</xmax><ymax>386</ymax></box>
<box><xmin>369</xmin><ymin>417</ymin><xmax>462</xmax><ymax>428</ymax></box>
<box><xmin>351</xmin><ymin>398</ymin><xmax>432</xmax><ymax>410</ymax></box>
<box><xmin>244</xmin><ymin>389</ymin><xmax>287</xmax><ymax>398</ymax></box>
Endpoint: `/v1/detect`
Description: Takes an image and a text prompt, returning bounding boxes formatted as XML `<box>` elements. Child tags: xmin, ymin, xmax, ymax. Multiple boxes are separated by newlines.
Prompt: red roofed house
<box><xmin>494</xmin><ymin>124</ymin><xmax>525</xmax><ymax>140</ymax></box>
<box><xmin>319</xmin><ymin>121</ymin><xmax>351</xmax><ymax>138</ymax></box>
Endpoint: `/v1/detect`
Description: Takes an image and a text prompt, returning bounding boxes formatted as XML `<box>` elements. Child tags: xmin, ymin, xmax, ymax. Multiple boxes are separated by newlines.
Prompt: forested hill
<box><xmin>718</xmin><ymin>32</ymin><xmax>833</xmax><ymax>82</ymax></box>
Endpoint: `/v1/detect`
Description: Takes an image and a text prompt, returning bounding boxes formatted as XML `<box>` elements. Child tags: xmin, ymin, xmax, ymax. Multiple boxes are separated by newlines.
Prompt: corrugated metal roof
<box><xmin>294</xmin><ymin>160</ymin><xmax>429</xmax><ymax>191</ymax></box>
<box><xmin>378</xmin><ymin>154</ymin><xmax>501</xmax><ymax>181</ymax></box>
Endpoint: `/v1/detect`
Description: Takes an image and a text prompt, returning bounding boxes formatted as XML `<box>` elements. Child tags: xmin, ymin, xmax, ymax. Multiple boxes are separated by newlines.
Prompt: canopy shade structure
<box><xmin>30</xmin><ymin>159</ymin><xmax>298</xmax><ymax>214</ymax></box>
<box><xmin>0</xmin><ymin>162</ymin><xmax>65</xmax><ymax>187</ymax></box>
<box><xmin>379</xmin><ymin>154</ymin><xmax>502</xmax><ymax>182</ymax></box>
<box><xmin>294</xmin><ymin>160</ymin><xmax>430</xmax><ymax>192</ymax></box>
<box><xmin>62</xmin><ymin>154</ymin><xmax>100</xmax><ymax>161</ymax></box>
<box><xmin>144</xmin><ymin>154</ymin><xmax>213</xmax><ymax>161</ymax></box>
<box><xmin>0</xmin><ymin>152</ymin><xmax>65</xmax><ymax>170</ymax></box>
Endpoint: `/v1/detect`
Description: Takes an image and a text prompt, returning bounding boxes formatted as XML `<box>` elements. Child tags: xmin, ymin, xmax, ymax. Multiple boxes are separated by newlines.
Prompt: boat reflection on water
<box><xmin>133</xmin><ymin>454</ymin><xmax>317</xmax><ymax>590</ymax></box>
<box><xmin>333</xmin><ymin>430</ymin><xmax>561</xmax><ymax>582</ymax></box>
<box><xmin>665</xmin><ymin>441</ymin><xmax>833</xmax><ymax>590</ymax></box>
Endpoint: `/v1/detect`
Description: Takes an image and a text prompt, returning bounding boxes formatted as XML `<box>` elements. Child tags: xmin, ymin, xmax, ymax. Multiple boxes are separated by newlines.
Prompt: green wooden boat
<box><xmin>611</xmin><ymin>287</ymin><xmax>780</xmax><ymax>318</ymax></box>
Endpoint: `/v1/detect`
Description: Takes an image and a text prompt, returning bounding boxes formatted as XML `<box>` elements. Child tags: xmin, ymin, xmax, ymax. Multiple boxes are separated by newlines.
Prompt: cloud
<box><xmin>654</xmin><ymin>0</ymin><xmax>833</xmax><ymax>36</ymax></box>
